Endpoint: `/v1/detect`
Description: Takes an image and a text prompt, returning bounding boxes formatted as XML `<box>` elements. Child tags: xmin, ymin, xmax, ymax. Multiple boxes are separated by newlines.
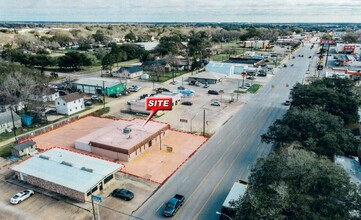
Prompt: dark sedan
<box><xmin>181</xmin><ymin>101</ymin><xmax>193</xmax><ymax>106</ymax></box>
<box><xmin>112</xmin><ymin>189</ymin><xmax>134</xmax><ymax>201</ymax></box>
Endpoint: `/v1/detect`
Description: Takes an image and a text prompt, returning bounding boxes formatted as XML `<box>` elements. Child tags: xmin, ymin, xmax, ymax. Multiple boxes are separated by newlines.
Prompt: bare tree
<box><xmin>150</xmin><ymin>64</ymin><xmax>165</xmax><ymax>89</ymax></box>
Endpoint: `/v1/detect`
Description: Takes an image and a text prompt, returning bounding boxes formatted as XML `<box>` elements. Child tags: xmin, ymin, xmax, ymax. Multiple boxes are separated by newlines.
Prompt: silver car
<box><xmin>10</xmin><ymin>190</ymin><xmax>34</xmax><ymax>204</ymax></box>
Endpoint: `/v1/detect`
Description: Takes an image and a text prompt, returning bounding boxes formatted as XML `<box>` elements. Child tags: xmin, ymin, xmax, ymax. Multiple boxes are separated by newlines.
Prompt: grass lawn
<box><xmin>234</xmin><ymin>90</ymin><xmax>247</xmax><ymax>94</ymax></box>
<box><xmin>0</xmin><ymin>143</ymin><xmax>14</xmax><ymax>157</ymax></box>
<box><xmin>210</xmin><ymin>54</ymin><xmax>229</xmax><ymax>62</ymax></box>
<box><xmin>247</xmin><ymin>84</ymin><xmax>262</xmax><ymax>93</ymax></box>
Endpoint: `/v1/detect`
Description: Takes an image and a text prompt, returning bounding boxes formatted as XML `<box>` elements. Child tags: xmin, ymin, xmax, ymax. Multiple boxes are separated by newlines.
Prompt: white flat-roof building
<box><xmin>12</xmin><ymin>148</ymin><xmax>122</xmax><ymax>202</ymax></box>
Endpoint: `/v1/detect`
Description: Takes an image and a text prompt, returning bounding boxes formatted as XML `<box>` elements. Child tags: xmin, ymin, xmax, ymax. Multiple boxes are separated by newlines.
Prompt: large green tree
<box><xmin>154</xmin><ymin>35</ymin><xmax>183</xmax><ymax>56</ymax></box>
<box><xmin>236</xmin><ymin>148</ymin><xmax>361</xmax><ymax>220</ymax></box>
<box><xmin>290</xmin><ymin>82</ymin><xmax>359</xmax><ymax>124</ymax></box>
<box><xmin>262</xmin><ymin>107</ymin><xmax>359</xmax><ymax>158</ymax></box>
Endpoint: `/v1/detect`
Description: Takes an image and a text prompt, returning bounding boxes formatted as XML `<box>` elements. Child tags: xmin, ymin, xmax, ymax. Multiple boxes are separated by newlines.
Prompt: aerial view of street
<box><xmin>0</xmin><ymin>1</ymin><xmax>361</xmax><ymax>220</ymax></box>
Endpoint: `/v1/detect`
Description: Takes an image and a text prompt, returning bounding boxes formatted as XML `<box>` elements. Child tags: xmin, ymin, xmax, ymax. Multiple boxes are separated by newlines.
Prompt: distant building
<box><xmin>55</xmin><ymin>93</ymin><xmax>84</xmax><ymax>116</ymax></box>
<box><xmin>12</xmin><ymin>148</ymin><xmax>122</xmax><ymax>202</ymax></box>
<box><xmin>75</xmin><ymin>119</ymin><xmax>170</xmax><ymax>162</ymax></box>
<box><xmin>0</xmin><ymin>111</ymin><xmax>22</xmax><ymax>134</ymax></box>
<box><xmin>11</xmin><ymin>140</ymin><xmax>36</xmax><ymax>157</ymax></box>
<box><xmin>188</xmin><ymin>71</ymin><xmax>224</xmax><ymax>84</ymax></box>
<box><xmin>115</xmin><ymin>66</ymin><xmax>143</xmax><ymax>79</ymax></box>
<box><xmin>73</xmin><ymin>77</ymin><xmax>125</xmax><ymax>96</ymax></box>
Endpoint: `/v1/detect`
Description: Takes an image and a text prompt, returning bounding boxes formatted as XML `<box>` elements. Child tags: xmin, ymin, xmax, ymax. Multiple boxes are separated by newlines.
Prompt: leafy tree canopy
<box><xmin>236</xmin><ymin>148</ymin><xmax>361</xmax><ymax>220</ymax></box>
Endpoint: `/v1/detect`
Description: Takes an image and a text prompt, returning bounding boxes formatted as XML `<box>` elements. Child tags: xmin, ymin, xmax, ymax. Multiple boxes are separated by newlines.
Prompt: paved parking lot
<box><xmin>0</xmin><ymin>163</ymin><xmax>158</xmax><ymax>220</ymax></box>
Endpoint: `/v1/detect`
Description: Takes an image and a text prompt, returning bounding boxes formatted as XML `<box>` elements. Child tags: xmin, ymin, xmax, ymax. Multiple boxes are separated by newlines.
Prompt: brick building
<box><xmin>75</xmin><ymin>119</ymin><xmax>170</xmax><ymax>162</ymax></box>
<box><xmin>12</xmin><ymin>148</ymin><xmax>122</xmax><ymax>202</ymax></box>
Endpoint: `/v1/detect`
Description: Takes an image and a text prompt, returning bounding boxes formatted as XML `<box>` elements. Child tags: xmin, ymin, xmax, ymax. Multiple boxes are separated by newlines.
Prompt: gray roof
<box><xmin>188</xmin><ymin>71</ymin><xmax>224</xmax><ymax>80</ymax></box>
<box><xmin>0</xmin><ymin>111</ymin><xmax>21</xmax><ymax>124</ymax></box>
<box><xmin>74</xmin><ymin>77</ymin><xmax>121</xmax><ymax>88</ymax></box>
<box><xmin>12</xmin><ymin>148</ymin><xmax>123</xmax><ymax>193</ymax></box>
<box><xmin>13</xmin><ymin>140</ymin><xmax>35</xmax><ymax>151</ymax></box>
<box><xmin>59</xmin><ymin>92</ymin><xmax>83</xmax><ymax>103</ymax></box>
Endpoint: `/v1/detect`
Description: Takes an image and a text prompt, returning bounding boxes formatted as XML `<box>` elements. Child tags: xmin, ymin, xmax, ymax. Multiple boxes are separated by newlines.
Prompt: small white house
<box><xmin>55</xmin><ymin>93</ymin><xmax>84</xmax><ymax>115</ymax></box>
<box><xmin>30</xmin><ymin>88</ymin><xmax>59</xmax><ymax>102</ymax></box>
<box><xmin>0</xmin><ymin>110</ymin><xmax>22</xmax><ymax>134</ymax></box>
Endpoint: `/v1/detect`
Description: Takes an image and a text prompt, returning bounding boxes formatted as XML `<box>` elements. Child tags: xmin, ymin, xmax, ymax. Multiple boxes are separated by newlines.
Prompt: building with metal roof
<box><xmin>12</xmin><ymin>148</ymin><xmax>122</xmax><ymax>202</ymax></box>
<box><xmin>73</xmin><ymin>77</ymin><xmax>125</xmax><ymax>96</ymax></box>
<box><xmin>188</xmin><ymin>71</ymin><xmax>224</xmax><ymax>84</ymax></box>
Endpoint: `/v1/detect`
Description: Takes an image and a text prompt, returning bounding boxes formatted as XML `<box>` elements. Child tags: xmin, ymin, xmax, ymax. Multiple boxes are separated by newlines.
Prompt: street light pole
<box><xmin>190</xmin><ymin>113</ymin><xmax>198</xmax><ymax>133</ymax></box>
<box><xmin>203</xmin><ymin>109</ymin><xmax>206</xmax><ymax>136</ymax></box>
<box><xmin>102</xmin><ymin>81</ymin><xmax>106</xmax><ymax>109</ymax></box>
<box><xmin>216</xmin><ymin>211</ymin><xmax>233</xmax><ymax>220</ymax></box>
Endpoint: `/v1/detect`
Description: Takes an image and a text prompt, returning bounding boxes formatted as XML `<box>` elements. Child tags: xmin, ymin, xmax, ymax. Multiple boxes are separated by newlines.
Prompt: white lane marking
<box><xmin>156</xmin><ymin>204</ymin><xmax>164</xmax><ymax>212</ymax></box>
<box><xmin>182</xmin><ymin>176</ymin><xmax>189</xmax><ymax>183</ymax></box>
<box><xmin>201</xmin><ymin>155</ymin><xmax>208</xmax><ymax>161</ymax></box>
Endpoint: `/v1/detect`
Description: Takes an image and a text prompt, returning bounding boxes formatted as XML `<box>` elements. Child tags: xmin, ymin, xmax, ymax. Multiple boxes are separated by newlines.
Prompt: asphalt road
<box><xmin>132</xmin><ymin>42</ymin><xmax>318</xmax><ymax>220</ymax></box>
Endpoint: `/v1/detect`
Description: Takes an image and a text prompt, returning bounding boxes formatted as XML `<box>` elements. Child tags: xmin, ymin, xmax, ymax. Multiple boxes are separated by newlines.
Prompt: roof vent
<box><xmin>39</xmin><ymin>155</ymin><xmax>49</xmax><ymax>160</ymax></box>
<box><xmin>81</xmin><ymin>167</ymin><xmax>93</xmax><ymax>173</ymax></box>
<box><xmin>123</xmin><ymin>127</ymin><xmax>132</xmax><ymax>134</ymax></box>
<box><xmin>61</xmin><ymin>161</ymin><xmax>73</xmax><ymax>167</ymax></box>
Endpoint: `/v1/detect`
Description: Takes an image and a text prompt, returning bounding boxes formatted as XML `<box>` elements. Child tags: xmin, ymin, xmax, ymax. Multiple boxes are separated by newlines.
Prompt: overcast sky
<box><xmin>0</xmin><ymin>0</ymin><xmax>360</xmax><ymax>23</ymax></box>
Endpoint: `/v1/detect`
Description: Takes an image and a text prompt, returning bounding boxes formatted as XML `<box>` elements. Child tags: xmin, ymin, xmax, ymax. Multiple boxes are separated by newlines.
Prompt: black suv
<box><xmin>208</xmin><ymin>90</ymin><xmax>219</xmax><ymax>95</ymax></box>
<box><xmin>112</xmin><ymin>189</ymin><xmax>134</xmax><ymax>201</ymax></box>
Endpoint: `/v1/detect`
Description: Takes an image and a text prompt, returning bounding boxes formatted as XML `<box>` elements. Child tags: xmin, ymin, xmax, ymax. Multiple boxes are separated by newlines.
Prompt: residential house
<box><xmin>115</xmin><ymin>66</ymin><xmax>143</xmax><ymax>79</ymax></box>
<box><xmin>55</xmin><ymin>93</ymin><xmax>84</xmax><ymax>115</ymax></box>
<box><xmin>30</xmin><ymin>86</ymin><xmax>59</xmax><ymax>102</ymax></box>
<box><xmin>142</xmin><ymin>60</ymin><xmax>171</xmax><ymax>72</ymax></box>
<box><xmin>0</xmin><ymin>110</ymin><xmax>22</xmax><ymax>134</ymax></box>
<box><xmin>11</xmin><ymin>140</ymin><xmax>36</xmax><ymax>157</ymax></box>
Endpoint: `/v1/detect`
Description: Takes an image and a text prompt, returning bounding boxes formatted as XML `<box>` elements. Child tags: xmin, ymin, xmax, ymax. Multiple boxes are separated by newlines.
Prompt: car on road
<box><xmin>10</xmin><ymin>190</ymin><xmax>34</xmax><ymax>204</ymax></box>
<box><xmin>140</xmin><ymin>94</ymin><xmax>149</xmax><ymax>99</ymax></box>
<box><xmin>284</xmin><ymin>100</ymin><xmax>291</xmax><ymax>106</ymax></box>
<box><xmin>208</xmin><ymin>90</ymin><xmax>219</xmax><ymax>95</ymax></box>
<box><xmin>292</xmin><ymin>56</ymin><xmax>295</xmax><ymax>59</ymax></box>
<box><xmin>170</xmin><ymin>81</ymin><xmax>178</xmax><ymax>85</ymax></box>
<box><xmin>290</xmin><ymin>64</ymin><xmax>294</xmax><ymax>67</ymax></box>
<box><xmin>211</xmin><ymin>101</ymin><xmax>221</xmax><ymax>106</ymax></box>
<box><xmin>309</xmin><ymin>56</ymin><xmax>312</xmax><ymax>58</ymax></box>
<box><xmin>283</xmin><ymin>64</ymin><xmax>287</xmax><ymax>67</ymax></box>
<box><xmin>163</xmin><ymin>194</ymin><xmax>185</xmax><ymax>217</ymax></box>
<box><xmin>111</xmin><ymin>189</ymin><xmax>134</xmax><ymax>201</ymax></box>
<box><xmin>181</xmin><ymin>101</ymin><xmax>193</xmax><ymax>106</ymax></box>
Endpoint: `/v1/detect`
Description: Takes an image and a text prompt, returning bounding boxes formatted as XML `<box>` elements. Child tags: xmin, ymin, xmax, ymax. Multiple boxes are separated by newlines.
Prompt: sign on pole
<box><xmin>241</xmin><ymin>72</ymin><xmax>247</xmax><ymax>78</ymax></box>
<box><xmin>92</xmin><ymin>195</ymin><xmax>102</xmax><ymax>203</ymax></box>
<box><xmin>180</xmin><ymin>119</ymin><xmax>188</xmax><ymax>123</ymax></box>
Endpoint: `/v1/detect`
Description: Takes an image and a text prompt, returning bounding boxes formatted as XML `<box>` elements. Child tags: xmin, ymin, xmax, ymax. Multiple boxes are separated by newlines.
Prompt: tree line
<box><xmin>234</xmin><ymin>78</ymin><xmax>361</xmax><ymax>219</ymax></box>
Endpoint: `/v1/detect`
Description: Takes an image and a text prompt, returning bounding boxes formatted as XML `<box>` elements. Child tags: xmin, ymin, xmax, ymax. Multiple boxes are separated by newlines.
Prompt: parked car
<box><xmin>177</xmin><ymin>86</ymin><xmax>186</xmax><ymax>90</ymax></box>
<box><xmin>140</xmin><ymin>94</ymin><xmax>149</xmax><ymax>99</ymax></box>
<box><xmin>283</xmin><ymin>64</ymin><xmax>287</xmax><ymax>67</ymax></box>
<box><xmin>284</xmin><ymin>100</ymin><xmax>291</xmax><ymax>106</ymax></box>
<box><xmin>181</xmin><ymin>101</ymin><xmax>193</xmax><ymax>106</ymax></box>
<box><xmin>308</xmin><ymin>56</ymin><xmax>312</xmax><ymax>58</ymax></box>
<box><xmin>163</xmin><ymin>194</ymin><xmax>185</xmax><ymax>217</ymax></box>
<box><xmin>211</xmin><ymin>101</ymin><xmax>221</xmax><ymax>106</ymax></box>
<box><xmin>121</xmin><ymin>90</ymin><xmax>130</xmax><ymax>96</ymax></box>
<box><xmin>91</xmin><ymin>95</ymin><xmax>100</xmax><ymax>101</ymax></box>
<box><xmin>208</xmin><ymin>90</ymin><xmax>219</xmax><ymax>95</ymax></box>
<box><xmin>109</xmin><ymin>93</ymin><xmax>121</xmax><ymax>98</ymax></box>
<box><xmin>10</xmin><ymin>190</ymin><xmax>34</xmax><ymax>204</ymax></box>
<box><xmin>203</xmin><ymin>83</ymin><xmax>209</xmax><ymax>88</ymax></box>
<box><xmin>290</xmin><ymin>64</ymin><xmax>294</xmax><ymax>67</ymax></box>
<box><xmin>111</xmin><ymin>189</ymin><xmax>134</xmax><ymax>201</ymax></box>
<box><xmin>129</xmin><ymin>85</ymin><xmax>141</xmax><ymax>92</ymax></box>
<box><xmin>84</xmin><ymin>100</ymin><xmax>93</xmax><ymax>106</ymax></box>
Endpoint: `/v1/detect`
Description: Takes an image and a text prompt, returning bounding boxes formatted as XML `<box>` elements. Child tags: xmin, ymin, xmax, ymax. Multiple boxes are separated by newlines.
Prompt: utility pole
<box><xmin>203</xmin><ymin>109</ymin><xmax>206</xmax><ymax>136</ymax></box>
<box><xmin>9</xmin><ymin>106</ymin><xmax>18</xmax><ymax>142</ymax></box>
<box><xmin>102</xmin><ymin>81</ymin><xmax>105</xmax><ymax>109</ymax></box>
<box><xmin>91</xmin><ymin>195</ymin><xmax>96</xmax><ymax>220</ymax></box>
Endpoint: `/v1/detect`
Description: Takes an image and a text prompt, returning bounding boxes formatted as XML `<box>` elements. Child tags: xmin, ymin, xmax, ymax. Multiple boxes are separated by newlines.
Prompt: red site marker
<box><xmin>143</xmin><ymin>97</ymin><xmax>173</xmax><ymax>126</ymax></box>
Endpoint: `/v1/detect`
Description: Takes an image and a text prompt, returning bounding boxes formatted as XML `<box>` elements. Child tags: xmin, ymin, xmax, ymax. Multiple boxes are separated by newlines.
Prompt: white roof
<box><xmin>74</xmin><ymin>77</ymin><xmax>121</xmax><ymax>88</ymax></box>
<box><xmin>12</xmin><ymin>148</ymin><xmax>122</xmax><ymax>193</ymax></box>
<box><xmin>188</xmin><ymin>71</ymin><xmax>224</xmax><ymax>80</ymax></box>
<box><xmin>222</xmin><ymin>182</ymin><xmax>247</xmax><ymax>209</ymax></box>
